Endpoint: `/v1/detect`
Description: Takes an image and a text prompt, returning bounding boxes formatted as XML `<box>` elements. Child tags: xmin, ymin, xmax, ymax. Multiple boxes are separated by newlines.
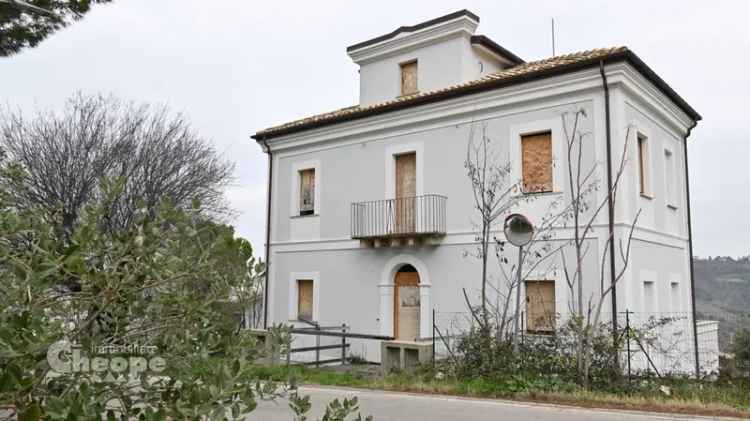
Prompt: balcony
<box><xmin>351</xmin><ymin>194</ymin><xmax>447</xmax><ymax>245</ymax></box>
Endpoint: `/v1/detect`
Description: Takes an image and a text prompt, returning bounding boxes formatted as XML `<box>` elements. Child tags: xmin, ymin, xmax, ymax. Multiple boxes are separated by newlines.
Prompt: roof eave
<box><xmin>469</xmin><ymin>35</ymin><xmax>525</xmax><ymax>65</ymax></box>
<box><xmin>252</xmin><ymin>49</ymin><xmax>700</xmax><ymax>140</ymax></box>
<box><xmin>619</xmin><ymin>50</ymin><xmax>701</xmax><ymax>122</ymax></box>
<box><xmin>345</xmin><ymin>9</ymin><xmax>480</xmax><ymax>53</ymax></box>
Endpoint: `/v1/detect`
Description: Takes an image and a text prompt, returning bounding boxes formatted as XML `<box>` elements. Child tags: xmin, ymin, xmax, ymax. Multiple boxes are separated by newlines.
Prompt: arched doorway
<box><xmin>394</xmin><ymin>264</ymin><xmax>420</xmax><ymax>341</ymax></box>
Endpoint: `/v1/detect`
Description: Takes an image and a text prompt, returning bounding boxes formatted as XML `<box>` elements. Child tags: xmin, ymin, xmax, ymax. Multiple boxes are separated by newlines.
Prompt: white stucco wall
<box><xmin>261</xmin><ymin>61</ymin><xmax>699</xmax><ymax>371</ymax></box>
<box><xmin>350</xmin><ymin>13</ymin><xmax>508</xmax><ymax>106</ymax></box>
<box><xmin>357</xmin><ymin>37</ymin><xmax>509</xmax><ymax>106</ymax></box>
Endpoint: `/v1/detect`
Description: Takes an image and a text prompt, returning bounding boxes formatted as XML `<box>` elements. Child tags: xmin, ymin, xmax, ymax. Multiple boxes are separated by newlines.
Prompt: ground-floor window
<box><xmin>525</xmin><ymin>280</ymin><xmax>555</xmax><ymax>333</ymax></box>
<box><xmin>297</xmin><ymin>279</ymin><xmax>314</xmax><ymax>321</ymax></box>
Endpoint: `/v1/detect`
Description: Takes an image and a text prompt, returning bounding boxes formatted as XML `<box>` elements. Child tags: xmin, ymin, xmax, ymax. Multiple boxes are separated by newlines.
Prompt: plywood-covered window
<box><xmin>521</xmin><ymin>132</ymin><xmax>553</xmax><ymax>193</ymax></box>
<box><xmin>525</xmin><ymin>280</ymin><xmax>555</xmax><ymax>333</ymax></box>
<box><xmin>400</xmin><ymin>61</ymin><xmax>418</xmax><ymax>96</ymax></box>
<box><xmin>299</xmin><ymin>168</ymin><xmax>315</xmax><ymax>215</ymax></box>
<box><xmin>394</xmin><ymin>152</ymin><xmax>417</xmax><ymax>233</ymax></box>
<box><xmin>637</xmin><ymin>134</ymin><xmax>650</xmax><ymax>196</ymax></box>
<box><xmin>297</xmin><ymin>279</ymin><xmax>314</xmax><ymax>321</ymax></box>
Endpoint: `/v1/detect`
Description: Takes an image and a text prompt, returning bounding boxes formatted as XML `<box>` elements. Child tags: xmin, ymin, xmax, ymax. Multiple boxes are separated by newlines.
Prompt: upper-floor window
<box><xmin>664</xmin><ymin>148</ymin><xmax>677</xmax><ymax>208</ymax></box>
<box><xmin>299</xmin><ymin>168</ymin><xmax>315</xmax><ymax>216</ymax></box>
<box><xmin>521</xmin><ymin>131</ymin><xmax>553</xmax><ymax>193</ymax></box>
<box><xmin>637</xmin><ymin>134</ymin><xmax>651</xmax><ymax>197</ymax></box>
<box><xmin>400</xmin><ymin>60</ymin><xmax>418</xmax><ymax>96</ymax></box>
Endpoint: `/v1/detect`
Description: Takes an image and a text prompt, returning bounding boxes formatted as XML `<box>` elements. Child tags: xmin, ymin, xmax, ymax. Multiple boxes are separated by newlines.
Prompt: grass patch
<box><xmin>250</xmin><ymin>364</ymin><xmax>750</xmax><ymax>418</ymax></box>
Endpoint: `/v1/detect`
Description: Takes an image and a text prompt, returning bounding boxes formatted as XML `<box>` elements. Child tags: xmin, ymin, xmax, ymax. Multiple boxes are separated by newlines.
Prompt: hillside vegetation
<box><xmin>694</xmin><ymin>256</ymin><xmax>750</xmax><ymax>349</ymax></box>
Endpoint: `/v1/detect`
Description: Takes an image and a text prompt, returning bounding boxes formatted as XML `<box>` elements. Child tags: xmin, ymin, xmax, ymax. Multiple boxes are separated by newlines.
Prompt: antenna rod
<box><xmin>551</xmin><ymin>18</ymin><xmax>556</xmax><ymax>57</ymax></box>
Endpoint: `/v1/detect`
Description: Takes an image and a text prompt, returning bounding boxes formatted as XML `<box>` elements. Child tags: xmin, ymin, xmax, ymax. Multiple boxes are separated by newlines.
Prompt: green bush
<box><xmin>734</xmin><ymin>328</ymin><xmax>750</xmax><ymax>374</ymax></box>
<box><xmin>0</xmin><ymin>179</ymin><xmax>368</xmax><ymax>420</ymax></box>
<box><xmin>450</xmin><ymin>319</ymin><xmax>619</xmax><ymax>389</ymax></box>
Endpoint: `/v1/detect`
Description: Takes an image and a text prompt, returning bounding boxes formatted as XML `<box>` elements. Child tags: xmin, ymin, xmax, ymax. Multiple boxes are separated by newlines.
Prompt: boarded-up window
<box><xmin>394</xmin><ymin>152</ymin><xmax>416</xmax><ymax>233</ymax></box>
<box><xmin>299</xmin><ymin>169</ymin><xmax>315</xmax><ymax>215</ymax></box>
<box><xmin>525</xmin><ymin>280</ymin><xmax>555</xmax><ymax>333</ymax></box>
<box><xmin>521</xmin><ymin>132</ymin><xmax>553</xmax><ymax>193</ymax></box>
<box><xmin>400</xmin><ymin>61</ymin><xmax>418</xmax><ymax>96</ymax></box>
<box><xmin>297</xmin><ymin>279</ymin><xmax>313</xmax><ymax>320</ymax></box>
<box><xmin>638</xmin><ymin>135</ymin><xmax>649</xmax><ymax>196</ymax></box>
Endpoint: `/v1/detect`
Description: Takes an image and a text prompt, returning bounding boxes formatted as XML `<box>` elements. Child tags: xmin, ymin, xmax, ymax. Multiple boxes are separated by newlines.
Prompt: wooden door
<box><xmin>394</xmin><ymin>271</ymin><xmax>420</xmax><ymax>340</ymax></box>
<box><xmin>394</xmin><ymin>153</ymin><xmax>416</xmax><ymax>234</ymax></box>
<box><xmin>525</xmin><ymin>281</ymin><xmax>555</xmax><ymax>333</ymax></box>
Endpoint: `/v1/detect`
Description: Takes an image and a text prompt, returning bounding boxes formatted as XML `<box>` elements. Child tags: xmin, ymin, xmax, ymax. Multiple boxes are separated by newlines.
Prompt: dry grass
<box><xmin>251</xmin><ymin>364</ymin><xmax>750</xmax><ymax>419</ymax></box>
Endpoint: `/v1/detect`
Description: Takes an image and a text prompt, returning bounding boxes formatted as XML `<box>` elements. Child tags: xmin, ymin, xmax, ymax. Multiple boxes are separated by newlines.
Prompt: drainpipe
<box><xmin>259</xmin><ymin>137</ymin><xmax>273</xmax><ymax>330</ymax></box>
<box><xmin>599</xmin><ymin>61</ymin><xmax>619</xmax><ymax>347</ymax></box>
<box><xmin>682</xmin><ymin>121</ymin><xmax>700</xmax><ymax>378</ymax></box>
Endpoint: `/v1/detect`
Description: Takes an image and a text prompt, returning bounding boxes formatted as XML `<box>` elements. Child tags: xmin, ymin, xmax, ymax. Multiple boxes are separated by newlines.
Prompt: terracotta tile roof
<box><xmin>253</xmin><ymin>46</ymin><xmax>699</xmax><ymax>140</ymax></box>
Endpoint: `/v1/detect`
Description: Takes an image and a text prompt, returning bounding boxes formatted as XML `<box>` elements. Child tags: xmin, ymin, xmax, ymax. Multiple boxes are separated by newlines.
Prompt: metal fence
<box><xmin>285</xmin><ymin>320</ymin><xmax>393</xmax><ymax>367</ymax></box>
<box><xmin>433</xmin><ymin>309</ymin><xmax>750</xmax><ymax>377</ymax></box>
<box><xmin>351</xmin><ymin>194</ymin><xmax>447</xmax><ymax>240</ymax></box>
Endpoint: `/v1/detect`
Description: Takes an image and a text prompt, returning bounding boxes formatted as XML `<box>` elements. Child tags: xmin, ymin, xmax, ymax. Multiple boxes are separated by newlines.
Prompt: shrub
<box><xmin>448</xmin><ymin>318</ymin><xmax>619</xmax><ymax>389</ymax></box>
<box><xmin>734</xmin><ymin>328</ymin><xmax>750</xmax><ymax>374</ymax></box>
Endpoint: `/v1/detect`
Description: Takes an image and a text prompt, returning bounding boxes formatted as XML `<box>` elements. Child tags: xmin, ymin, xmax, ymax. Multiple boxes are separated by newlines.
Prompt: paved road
<box><xmin>251</xmin><ymin>386</ymin><xmax>735</xmax><ymax>420</ymax></box>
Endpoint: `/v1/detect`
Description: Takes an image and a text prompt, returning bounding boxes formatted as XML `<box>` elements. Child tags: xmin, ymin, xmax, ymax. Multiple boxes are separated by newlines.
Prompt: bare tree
<box><xmin>558</xmin><ymin>108</ymin><xmax>640</xmax><ymax>386</ymax></box>
<box><xmin>464</xmin><ymin>123</ymin><xmax>519</xmax><ymax>328</ymax></box>
<box><xmin>0</xmin><ymin>93</ymin><xmax>233</xmax><ymax>238</ymax></box>
<box><xmin>491</xmin><ymin>194</ymin><xmax>573</xmax><ymax>344</ymax></box>
<box><xmin>464</xmin><ymin>123</ymin><xmax>571</xmax><ymax>342</ymax></box>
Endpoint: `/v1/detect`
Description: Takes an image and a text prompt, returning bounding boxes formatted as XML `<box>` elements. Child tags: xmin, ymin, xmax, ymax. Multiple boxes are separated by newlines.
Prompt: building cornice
<box><xmin>346</xmin><ymin>9</ymin><xmax>479</xmax><ymax>55</ymax></box>
<box><xmin>347</xmin><ymin>15</ymin><xmax>478</xmax><ymax>64</ymax></box>
<box><xmin>254</xmin><ymin>49</ymin><xmax>699</xmax><ymax>142</ymax></box>
<box><xmin>261</xmin><ymin>64</ymin><xmax>693</xmax><ymax>154</ymax></box>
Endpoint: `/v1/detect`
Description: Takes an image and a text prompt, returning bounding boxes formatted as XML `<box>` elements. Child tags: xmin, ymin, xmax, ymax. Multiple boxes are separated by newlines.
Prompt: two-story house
<box><xmin>252</xmin><ymin>10</ymin><xmax>713</xmax><ymax>372</ymax></box>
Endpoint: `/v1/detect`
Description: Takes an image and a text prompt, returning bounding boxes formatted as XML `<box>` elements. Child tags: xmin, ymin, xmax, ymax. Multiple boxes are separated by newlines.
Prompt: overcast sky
<box><xmin>3</xmin><ymin>0</ymin><xmax>749</xmax><ymax>257</ymax></box>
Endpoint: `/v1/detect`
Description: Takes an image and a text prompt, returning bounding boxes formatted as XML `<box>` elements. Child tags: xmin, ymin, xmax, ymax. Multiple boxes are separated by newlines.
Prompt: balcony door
<box><xmin>394</xmin><ymin>152</ymin><xmax>416</xmax><ymax>234</ymax></box>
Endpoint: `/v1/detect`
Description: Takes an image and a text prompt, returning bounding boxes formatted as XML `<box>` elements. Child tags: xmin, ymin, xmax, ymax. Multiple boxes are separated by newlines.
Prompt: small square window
<box><xmin>521</xmin><ymin>132</ymin><xmax>553</xmax><ymax>193</ymax></box>
<box><xmin>297</xmin><ymin>279</ymin><xmax>313</xmax><ymax>321</ymax></box>
<box><xmin>400</xmin><ymin>61</ymin><xmax>418</xmax><ymax>96</ymax></box>
<box><xmin>299</xmin><ymin>168</ymin><xmax>315</xmax><ymax>216</ymax></box>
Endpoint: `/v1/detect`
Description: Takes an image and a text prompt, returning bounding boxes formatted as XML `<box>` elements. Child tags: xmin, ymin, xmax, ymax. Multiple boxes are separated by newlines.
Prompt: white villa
<box><xmin>252</xmin><ymin>10</ymin><xmax>717</xmax><ymax>373</ymax></box>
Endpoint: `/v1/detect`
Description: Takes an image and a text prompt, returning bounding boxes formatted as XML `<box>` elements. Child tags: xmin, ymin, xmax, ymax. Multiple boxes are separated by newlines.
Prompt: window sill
<box><xmin>526</xmin><ymin>330</ymin><xmax>555</xmax><ymax>336</ymax></box>
<box><xmin>667</xmin><ymin>204</ymin><xmax>679</xmax><ymax>211</ymax></box>
<box><xmin>290</xmin><ymin>213</ymin><xmax>319</xmax><ymax>219</ymax></box>
<box><xmin>289</xmin><ymin>319</ymin><xmax>318</xmax><ymax>326</ymax></box>
<box><xmin>519</xmin><ymin>190</ymin><xmax>563</xmax><ymax>198</ymax></box>
<box><xmin>640</xmin><ymin>193</ymin><xmax>653</xmax><ymax>200</ymax></box>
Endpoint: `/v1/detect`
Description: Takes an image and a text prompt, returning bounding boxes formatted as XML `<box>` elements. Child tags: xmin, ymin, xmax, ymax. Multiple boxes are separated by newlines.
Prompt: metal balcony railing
<box><xmin>351</xmin><ymin>194</ymin><xmax>447</xmax><ymax>240</ymax></box>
